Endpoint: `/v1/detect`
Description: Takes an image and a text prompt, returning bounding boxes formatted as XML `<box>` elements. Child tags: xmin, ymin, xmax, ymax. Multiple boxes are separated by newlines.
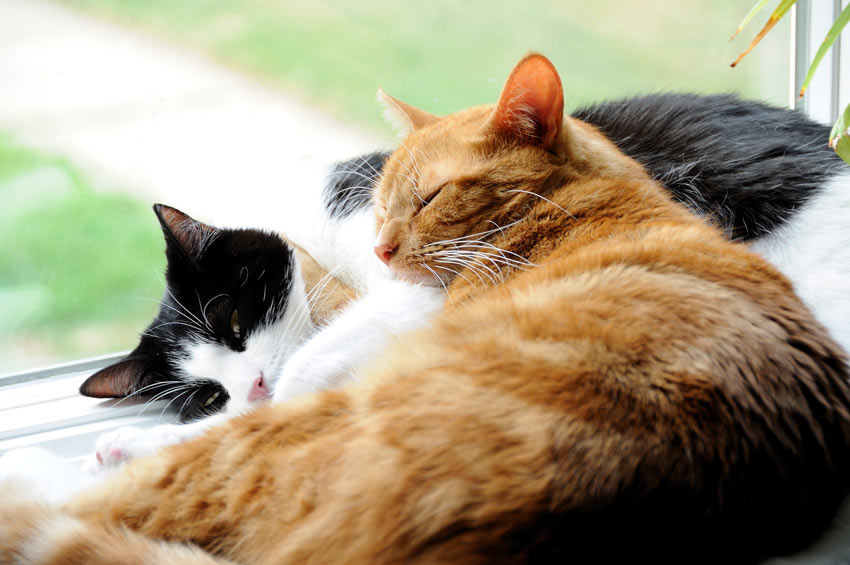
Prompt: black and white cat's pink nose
<box><xmin>374</xmin><ymin>241</ymin><xmax>398</xmax><ymax>265</ymax></box>
<box><xmin>247</xmin><ymin>374</ymin><xmax>270</xmax><ymax>403</ymax></box>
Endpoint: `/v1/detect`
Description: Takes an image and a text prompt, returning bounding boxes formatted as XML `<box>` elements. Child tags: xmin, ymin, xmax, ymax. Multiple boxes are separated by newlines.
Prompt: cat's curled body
<box><xmin>3</xmin><ymin>54</ymin><xmax>850</xmax><ymax>564</ymax></box>
<box><xmin>75</xmin><ymin>93</ymin><xmax>850</xmax><ymax>423</ymax></box>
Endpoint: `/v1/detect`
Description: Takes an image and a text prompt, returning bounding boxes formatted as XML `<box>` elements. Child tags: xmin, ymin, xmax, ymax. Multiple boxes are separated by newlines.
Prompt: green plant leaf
<box><xmin>830</xmin><ymin>102</ymin><xmax>850</xmax><ymax>165</ymax></box>
<box><xmin>731</xmin><ymin>0</ymin><xmax>796</xmax><ymax>67</ymax></box>
<box><xmin>730</xmin><ymin>0</ymin><xmax>774</xmax><ymax>43</ymax></box>
<box><xmin>799</xmin><ymin>4</ymin><xmax>850</xmax><ymax>97</ymax></box>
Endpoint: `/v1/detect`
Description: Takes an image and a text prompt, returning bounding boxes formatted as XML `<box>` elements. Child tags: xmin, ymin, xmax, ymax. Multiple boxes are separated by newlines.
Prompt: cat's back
<box><xmin>573</xmin><ymin>93</ymin><xmax>850</xmax><ymax>355</ymax></box>
<box><xmin>423</xmin><ymin>174</ymin><xmax>850</xmax><ymax>559</ymax></box>
<box><xmin>574</xmin><ymin>93</ymin><xmax>843</xmax><ymax>239</ymax></box>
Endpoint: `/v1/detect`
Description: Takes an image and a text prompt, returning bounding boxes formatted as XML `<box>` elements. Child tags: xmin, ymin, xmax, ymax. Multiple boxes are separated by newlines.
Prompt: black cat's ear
<box><xmin>377</xmin><ymin>88</ymin><xmax>439</xmax><ymax>135</ymax></box>
<box><xmin>153</xmin><ymin>204</ymin><xmax>220</xmax><ymax>264</ymax></box>
<box><xmin>487</xmin><ymin>53</ymin><xmax>564</xmax><ymax>151</ymax></box>
<box><xmin>79</xmin><ymin>356</ymin><xmax>148</xmax><ymax>398</ymax></box>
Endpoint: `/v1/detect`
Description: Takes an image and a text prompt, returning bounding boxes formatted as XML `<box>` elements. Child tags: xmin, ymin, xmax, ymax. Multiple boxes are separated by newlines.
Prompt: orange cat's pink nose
<box><xmin>375</xmin><ymin>242</ymin><xmax>397</xmax><ymax>266</ymax></box>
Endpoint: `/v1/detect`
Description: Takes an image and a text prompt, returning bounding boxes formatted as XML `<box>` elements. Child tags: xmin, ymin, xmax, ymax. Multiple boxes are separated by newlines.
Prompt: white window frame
<box><xmin>791</xmin><ymin>0</ymin><xmax>848</xmax><ymax>123</ymax></box>
<box><xmin>0</xmin><ymin>354</ymin><xmax>178</xmax><ymax>462</ymax></box>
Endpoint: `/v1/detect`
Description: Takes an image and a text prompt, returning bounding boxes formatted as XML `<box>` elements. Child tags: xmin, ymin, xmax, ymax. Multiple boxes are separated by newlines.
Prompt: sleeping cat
<box><xmin>78</xmin><ymin>153</ymin><xmax>429</xmax><ymax>423</ymax></box>
<box><xmin>79</xmin><ymin>93</ymin><xmax>850</xmax><ymax>427</ymax></box>
<box><xmin>78</xmin><ymin>203</ymin><xmax>317</xmax><ymax>421</ymax></box>
<box><xmin>2</xmin><ymin>53</ymin><xmax>849</xmax><ymax>563</ymax></box>
<box><xmin>325</xmin><ymin>94</ymin><xmax>850</xmax><ymax>353</ymax></box>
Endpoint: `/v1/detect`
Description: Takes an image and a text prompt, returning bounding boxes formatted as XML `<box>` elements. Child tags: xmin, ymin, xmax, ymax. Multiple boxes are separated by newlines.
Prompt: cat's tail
<box><xmin>0</xmin><ymin>480</ymin><xmax>232</xmax><ymax>565</ymax></box>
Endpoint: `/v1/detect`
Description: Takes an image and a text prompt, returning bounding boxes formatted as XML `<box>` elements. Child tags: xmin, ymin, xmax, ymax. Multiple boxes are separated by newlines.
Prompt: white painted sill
<box><xmin>0</xmin><ymin>353</ymin><xmax>178</xmax><ymax>465</ymax></box>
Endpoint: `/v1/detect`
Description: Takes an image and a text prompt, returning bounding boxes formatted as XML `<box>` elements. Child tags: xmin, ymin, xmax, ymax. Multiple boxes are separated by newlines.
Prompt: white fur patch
<box><xmin>273</xmin><ymin>277</ymin><xmax>445</xmax><ymax>402</ymax></box>
<box><xmin>749</xmin><ymin>171</ymin><xmax>850</xmax><ymax>355</ymax></box>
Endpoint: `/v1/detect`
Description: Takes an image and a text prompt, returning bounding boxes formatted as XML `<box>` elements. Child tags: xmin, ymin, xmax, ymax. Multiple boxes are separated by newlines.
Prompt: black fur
<box><xmin>324</xmin><ymin>151</ymin><xmax>389</xmax><ymax>219</ymax></box>
<box><xmin>574</xmin><ymin>93</ymin><xmax>844</xmax><ymax>239</ymax></box>
<box><xmin>80</xmin><ymin>205</ymin><xmax>296</xmax><ymax>421</ymax></box>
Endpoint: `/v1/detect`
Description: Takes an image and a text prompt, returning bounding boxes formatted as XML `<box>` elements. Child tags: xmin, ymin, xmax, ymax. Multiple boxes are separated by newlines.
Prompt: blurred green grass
<box><xmin>0</xmin><ymin>135</ymin><xmax>164</xmax><ymax>373</ymax></box>
<box><xmin>61</xmin><ymin>0</ymin><xmax>790</xmax><ymax>132</ymax></box>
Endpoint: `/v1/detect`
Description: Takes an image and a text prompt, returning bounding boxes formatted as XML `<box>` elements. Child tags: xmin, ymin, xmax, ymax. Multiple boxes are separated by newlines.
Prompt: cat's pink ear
<box><xmin>80</xmin><ymin>357</ymin><xmax>147</xmax><ymax>398</ymax></box>
<box><xmin>154</xmin><ymin>203</ymin><xmax>220</xmax><ymax>263</ymax></box>
<box><xmin>377</xmin><ymin>88</ymin><xmax>439</xmax><ymax>135</ymax></box>
<box><xmin>488</xmin><ymin>54</ymin><xmax>564</xmax><ymax>151</ymax></box>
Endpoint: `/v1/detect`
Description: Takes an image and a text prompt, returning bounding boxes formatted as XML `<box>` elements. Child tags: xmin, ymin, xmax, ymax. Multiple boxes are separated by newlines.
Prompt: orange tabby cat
<box><xmin>3</xmin><ymin>54</ymin><xmax>850</xmax><ymax>564</ymax></box>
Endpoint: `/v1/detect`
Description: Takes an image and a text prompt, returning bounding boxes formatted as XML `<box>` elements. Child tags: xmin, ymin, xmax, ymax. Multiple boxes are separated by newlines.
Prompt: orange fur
<box><xmin>288</xmin><ymin>241</ymin><xmax>358</xmax><ymax>325</ymax></box>
<box><xmin>4</xmin><ymin>53</ymin><xmax>850</xmax><ymax>563</ymax></box>
<box><xmin>0</xmin><ymin>483</ymin><xmax>231</xmax><ymax>564</ymax></box>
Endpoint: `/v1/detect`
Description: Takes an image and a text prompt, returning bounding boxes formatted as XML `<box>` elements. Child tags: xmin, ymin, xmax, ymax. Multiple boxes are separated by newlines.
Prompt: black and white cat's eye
<box><xmin>181</xmin><ymin>383</ymin><xmax>229</xmax><ymax>421</ymax></box>
<box><xmin>230</xmin><ymin>309</ymin><xmax>241</xmax><ymax>339</ymax></box>
<box><xmin>203</xmin><ymin>391</ymin><xmax>221</xmax><ymax>407</ymax></box>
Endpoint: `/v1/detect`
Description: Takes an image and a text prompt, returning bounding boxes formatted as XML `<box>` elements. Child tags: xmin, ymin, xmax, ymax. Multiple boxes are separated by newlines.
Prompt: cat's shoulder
<box><xmin>574</xmin><ymin>93</ymin><xmax>845</xmax><ymax>239</ymax></box>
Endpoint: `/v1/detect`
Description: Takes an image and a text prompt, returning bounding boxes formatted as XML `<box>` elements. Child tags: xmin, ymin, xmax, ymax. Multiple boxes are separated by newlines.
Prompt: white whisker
<box><xmin>139</xmin><ymin>297</ymin><xmax>205</xmax><ymax>333</ymax></box>
<box><xmin>437</xmin><ymin>248</ymin><xmax>504</xmax><ymax>279</ymax></box>
<box><xmin>430</xmin><ymin>263</ymin><xmax>474</xmax><ymax>286</ymax></box>
<box><xmin>506</xmin><ymin>188</ymin><xmax>575</xmax><ymax>219</ymax></box>
<box><xmin>425</xmin><ymin>217</ymin><xmax>526</xmax><ymax>247</ymax></box>
<box><xmin>156</xmin><ymin>388</ymin><xmax>194</xmax><ymax>422</ymax></box>
<box><xmin>420</xmin><ymin>263</ymin><xmax>449</xmax><ymax>296</ymax></box>
<box><xmin>202</xmin><ymin>293</ymin><xmax>228</xmax><ymax>325</ymax></box>
<box><xmin>177</xmin><ymin>389</ymin><xmax>201</xmax><ymax>418</ymax></box>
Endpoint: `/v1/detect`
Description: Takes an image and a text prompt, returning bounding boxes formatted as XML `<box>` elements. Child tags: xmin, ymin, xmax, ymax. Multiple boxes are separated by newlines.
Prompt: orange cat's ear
<box><xmin>377</xmin><ymin>88</ymin><xmax>439</xmax><ymax>135</ymax></box>
<box><xmin>488</xmin><ymin>54</ymin><xmax>564</xmax><ymax>151</ymax></box>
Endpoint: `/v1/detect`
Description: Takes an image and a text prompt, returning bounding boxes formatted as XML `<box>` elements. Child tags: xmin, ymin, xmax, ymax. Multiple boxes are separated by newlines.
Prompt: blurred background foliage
<box><xmin>63</xmin><ymin>0</ymin><xmax>790</xmax><ymax>127</ymax></box>
<box><xmin>2</xmin><ymin>0</ymin><xmax>789</xmax><ymax>373</ymax></box>
<box><xmin>0</xmin><ymin>136</ymin><xmax>164</xmax><ymax>372</ymax></box>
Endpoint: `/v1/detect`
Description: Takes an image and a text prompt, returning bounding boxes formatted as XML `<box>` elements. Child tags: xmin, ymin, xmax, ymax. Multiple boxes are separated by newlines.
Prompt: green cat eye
<box><xmin>203</xmin><ymin>391</ymin><xmax>220</xmax><ymax>407</ymax></box>
<box><xmin>230</xmin><ymin>309</ymin><xmax>241</xmax><ymax>339</ymax></box>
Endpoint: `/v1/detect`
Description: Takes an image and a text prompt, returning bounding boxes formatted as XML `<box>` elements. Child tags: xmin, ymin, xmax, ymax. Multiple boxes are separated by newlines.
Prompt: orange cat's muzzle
<box><xmin>374</xmin><ymin>220</ymin><xmax>402</xmax><ymax>266</ymax></box>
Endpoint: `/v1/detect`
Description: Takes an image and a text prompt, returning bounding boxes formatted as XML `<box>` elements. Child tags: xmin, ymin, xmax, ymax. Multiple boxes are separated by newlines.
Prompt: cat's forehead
<box><xmin>378</xmin><ymin>153</ymin><xmax>459</xmax><ymax>210</ymax></box>
<box><xmin>381</xmin><ymin>124</ymin><xmax>489</xmax><ymax>192</ymax></box>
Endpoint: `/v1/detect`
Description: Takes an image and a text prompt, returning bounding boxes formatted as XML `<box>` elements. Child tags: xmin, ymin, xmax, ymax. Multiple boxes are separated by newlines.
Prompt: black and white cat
<box><xmin>74</xmin><ymin>189</ymin><xmax>443</xmax><ymax>466</ymax></box>
<box><xmin>79</xmin><ymin>203</ymin><xmax>315</xmax><ymax>421</ymax></box>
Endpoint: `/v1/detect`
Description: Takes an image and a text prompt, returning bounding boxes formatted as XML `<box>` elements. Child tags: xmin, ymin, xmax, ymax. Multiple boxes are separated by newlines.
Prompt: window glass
<box><xmin>0</xmin><ymin>1</ymin><xmax>790</xmax><ymax>375</ymax></box>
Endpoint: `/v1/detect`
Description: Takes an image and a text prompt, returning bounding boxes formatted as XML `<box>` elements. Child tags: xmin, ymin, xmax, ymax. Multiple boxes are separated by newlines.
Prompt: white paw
<box><xmin>90</xmin><ymin>425</ymin><xmax>184</xmax><ymax>471</ymax></box>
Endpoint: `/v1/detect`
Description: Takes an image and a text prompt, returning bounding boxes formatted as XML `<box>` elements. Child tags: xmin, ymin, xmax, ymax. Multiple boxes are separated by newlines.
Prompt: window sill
<box><xmin>0</xmin><ymin>353</ymin><xmax>178</xmax><ymax>465</ymax></box>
